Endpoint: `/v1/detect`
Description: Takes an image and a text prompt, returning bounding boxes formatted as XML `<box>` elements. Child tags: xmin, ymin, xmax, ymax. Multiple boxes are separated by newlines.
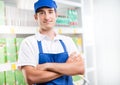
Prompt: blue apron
<box><xmin>36</xmin><ymin>40</ymin><xmax>73</xmax><ymax>85</ymax></box>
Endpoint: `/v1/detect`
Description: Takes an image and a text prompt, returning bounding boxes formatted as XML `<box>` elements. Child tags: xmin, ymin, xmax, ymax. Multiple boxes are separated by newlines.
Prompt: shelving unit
<box><xmin>0</xmin><ymin>0</ymin><xmax>98</xmax><ymax>85</ymax></box>
<box><xmin>0</xmin><ymin>26</ymin><xmax>84</xmax><ymax>34</ymax></box>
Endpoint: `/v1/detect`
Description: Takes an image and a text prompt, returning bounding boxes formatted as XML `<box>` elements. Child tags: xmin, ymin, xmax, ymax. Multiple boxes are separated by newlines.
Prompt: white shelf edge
<box><xmin>0</xmin><ymin>62</ymin><xmax>18</xmax><ymax>72</ymax></box>
<box><xmin>55</xmin><ymin>27</ymin><xmax>83</xmax><ymax>34</ymax></box>
<box><xmin>0</xmin><ymin>26</ymin><xmax>83</xmax><ymax>34</ymax></box>
<box><xmin>55</xmin><ymin>0</ymin><xmax>82</xmax><ymax>7</ymax></box>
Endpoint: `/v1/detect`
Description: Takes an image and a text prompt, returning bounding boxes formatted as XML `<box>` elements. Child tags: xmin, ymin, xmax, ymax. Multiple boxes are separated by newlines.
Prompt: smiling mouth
<box><xmin>44</xmin><ymin>21</ymin><xmax>52</xmax><ymax>24</ymax></box>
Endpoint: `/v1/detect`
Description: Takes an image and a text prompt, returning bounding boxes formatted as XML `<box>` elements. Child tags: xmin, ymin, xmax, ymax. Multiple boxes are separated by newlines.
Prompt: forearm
<box><xmin>46</xmin><ymin>62</ymin><xmax>84</xmax><ymax>76</ymax></box>
<box><xmin>22</xmin><ymin>66</ymin><xmax>62</xmax><ymax>84</ymax></box>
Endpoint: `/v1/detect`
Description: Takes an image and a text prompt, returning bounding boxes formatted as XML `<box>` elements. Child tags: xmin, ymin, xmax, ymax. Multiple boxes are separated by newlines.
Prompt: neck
<box><xmin>39</xmin><ymin>29</ymin><xmax>56</xmax><ymax>40</ymax></box>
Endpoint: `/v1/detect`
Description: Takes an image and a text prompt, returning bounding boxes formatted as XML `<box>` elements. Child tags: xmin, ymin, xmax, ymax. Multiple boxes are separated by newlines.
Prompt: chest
<box><xmin>40</xmin><ymin>40</ymin><xmax>65</xmax><ymax>53</ymax></box>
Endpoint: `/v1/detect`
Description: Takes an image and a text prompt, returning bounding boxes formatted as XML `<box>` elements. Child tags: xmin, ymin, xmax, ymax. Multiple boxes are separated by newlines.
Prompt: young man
<box><xmin>18</xmin><ymin>0</ymin><xmax>84</xmax><ymax>85</ymax></box>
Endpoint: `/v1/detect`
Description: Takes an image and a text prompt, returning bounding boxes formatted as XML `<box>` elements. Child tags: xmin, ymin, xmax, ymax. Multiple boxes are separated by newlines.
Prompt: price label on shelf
<box><xmin>77</xmin><ymin>38</ymin><xmax>82</xmax><ymax>45</ymax></box>
<box><xmin>10</xmin><ymin>28</ymin><xmax>15</xmax><ymax>34</ymax></box>
<box><xmin>58</xmin><ymin>28</ymin><xmax>62</xmax><ymax>34</ymax></box>
<box><xmin>74</xmin><ymin>29</ymin><xmax>77</xmax><ymax>34</ymax></box>
<box><xmin>11</xmin><ymin>63</ymin><xmax>17</xmax><ymax>70</ymax></box>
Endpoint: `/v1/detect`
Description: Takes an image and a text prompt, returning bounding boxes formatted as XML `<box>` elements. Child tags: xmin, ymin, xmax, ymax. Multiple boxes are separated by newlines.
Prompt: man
<box><xmin>18</xmin><ymin>0</ymin><xmax>84</xmax><ymax>85</ymax></box>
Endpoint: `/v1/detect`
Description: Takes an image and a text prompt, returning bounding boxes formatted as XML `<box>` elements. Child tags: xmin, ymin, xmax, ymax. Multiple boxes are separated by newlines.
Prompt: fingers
<box><xmin>67</xmin><ymin>53</ymin><xmax>83</xmax><ymax>63</ymax></box>
<box><xmin>69</xmin><ymin>52</ymin><xmax>77</xmax><ymax>58</ymax></box>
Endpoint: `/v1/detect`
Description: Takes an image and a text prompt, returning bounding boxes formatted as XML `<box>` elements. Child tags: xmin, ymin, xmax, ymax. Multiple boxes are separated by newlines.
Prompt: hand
<box><xmin>66</xmin><ymin>52</ymin><xmax>83</xmax><ymax>63</ymax></box>
<box><xmin>66</xmin><ymin>52</ymin><xmax>77</xmax><ymax>63</ymax></box>
<box><xmin>36</xmin><ymin>63</ymin><xmax>50</xmax><ymax>71</ymax></box>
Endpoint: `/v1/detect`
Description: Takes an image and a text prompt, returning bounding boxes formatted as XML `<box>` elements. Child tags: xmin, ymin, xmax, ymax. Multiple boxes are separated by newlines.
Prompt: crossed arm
<box><xmin>21</xmin><ymin>52</ymin><xmax>84</xmax><ymax>85</ymax></box>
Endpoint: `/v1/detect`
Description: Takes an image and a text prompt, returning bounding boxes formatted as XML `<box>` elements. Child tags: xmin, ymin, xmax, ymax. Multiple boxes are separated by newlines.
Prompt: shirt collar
<box><xmin>35</xmin><ymin>31</ymin><xmax>62</xmax><ymax>41</ymax></box>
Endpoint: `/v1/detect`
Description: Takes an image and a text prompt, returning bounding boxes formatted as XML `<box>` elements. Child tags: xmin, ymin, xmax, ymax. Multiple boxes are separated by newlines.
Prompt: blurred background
<box><xmin>0</xmin><ymin>0</ymin><xmax>120</xmax><ymax>85</ymax></box>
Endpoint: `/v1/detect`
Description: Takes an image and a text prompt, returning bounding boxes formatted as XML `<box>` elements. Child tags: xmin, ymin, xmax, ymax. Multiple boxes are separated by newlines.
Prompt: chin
<box><xmin>42</xmin><ymin>27</ymin><xmax>52</xmax><ymax>31</ymax></box>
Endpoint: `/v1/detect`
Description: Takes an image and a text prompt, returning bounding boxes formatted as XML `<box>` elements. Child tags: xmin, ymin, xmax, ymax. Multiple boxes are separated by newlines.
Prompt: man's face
<box><xmin>35</xmin><ymin>8</ymin><xmax>57</xmax><ymax>31</ymax></box>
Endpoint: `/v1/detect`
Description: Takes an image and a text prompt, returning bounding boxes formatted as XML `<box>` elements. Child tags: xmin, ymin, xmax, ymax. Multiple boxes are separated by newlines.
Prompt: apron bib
<box><xmin>36</xmin><ymin>40</ymin><xmax>73</xmax><ymax>85</ymax></box>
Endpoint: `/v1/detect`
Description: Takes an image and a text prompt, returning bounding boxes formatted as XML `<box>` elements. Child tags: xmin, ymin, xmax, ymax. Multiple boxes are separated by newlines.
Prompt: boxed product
<box><xmin>76</xmin><ymin>37</ymin><xmax>83</xmax><ymax>53</ymax></box>
<box><xmin>0</xmin><ymin>38</ymin><xmax>6</xmax><ymax>64</ymax></box>
<box><xmin>5</xmin><ymin>38</ymin><xmax>16</xmax><ymax>47</ymax></box>
<box><xmin>72</xmin><ymin>75</ymin><xmax>82</xmax><ymax>85</ymax></box>
<box><xmin>0</xmin><ymin>46</ymin><xmax>6</xmax><ymax>64</ymax></box>
<box><xmin>15</xmin><ymin>38</ymin><xmax>23</xmax><ymax>51</ymax></box>
<box><xmin>0</xmin><ymin>38</ymin><xmax>6</xmax><ymax>44</ymax></box>
<box><xmin>0</xmin><ymin>72</ymin><xmax>5</xmax><ymax>85</ymax></box>
<box><xmin>15</xmin><ymin>69</ymin><xmax>27</xmax><ymax>85</ymax></box>
<box><xmin>72</xmin><ymin>37</ymin><xmax>83</xmax><ymax>53</ymax></box>
<box><xmin>5</xmin><ymin>38</ymin><xmax>17</xmax><ymax>62</ymax></box>
<box><xmin>5</xmin><ymin>70</ymin><xmax>16</xmax><ymax>85</ymax></box>
<box><xmin>15</xmin><ymin>38</ymin><xmax>24</xmax><ymax>60</ymax></box>
<box><xmin>72</xmin><ymin>37</ymin><xmax>78</xmax><ymax>47</ymax></box>
<box><xmin>6</xmin><ymin>53</ymin><xmax>17</xmax><ymax>63</ymax></box>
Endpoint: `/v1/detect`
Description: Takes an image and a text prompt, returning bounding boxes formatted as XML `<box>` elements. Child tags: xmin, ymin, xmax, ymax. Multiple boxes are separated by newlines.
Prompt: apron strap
<box><xmin>37</xmin><ymin>41</ymin><xmax>43</xmax><ymax>53</ymax></box>
<box><xmin>59</xmin><ymin>40</ymin><xmax>67</xmax><ymax>52</ymax></box>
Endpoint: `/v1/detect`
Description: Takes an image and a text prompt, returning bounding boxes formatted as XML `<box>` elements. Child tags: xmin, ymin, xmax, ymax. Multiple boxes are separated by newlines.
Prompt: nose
<box><xmin>44</xmin><ymin>13</ymin><xmax>49</xmax><ymax>20</ymax></box>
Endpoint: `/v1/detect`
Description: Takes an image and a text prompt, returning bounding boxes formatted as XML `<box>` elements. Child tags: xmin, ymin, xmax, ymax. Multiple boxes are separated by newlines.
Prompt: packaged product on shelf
<box><xmin>5</xmin><ymin>70</ymin><xmax>16</xmax><ymax>85</ymax></box>
<box><xmin>15</xmin><ymin>69</ymin><xmax>27</xmax><ymax>85</ymax></box>
<box><xmin>72</xmin><ymin>36</ymin><xmax>83</xmax><ymax>53</ymax></box>
<box><xmin>15</xmin><ymin>38</ymin><xmax>24</xmax><ymax>52</ymax></box>
<box><xmin>56</xmin><ymin>15</ymin><xmax>69</xmax><ymax>27</ymax></box>
<box><xmin>0</xmin><ymin>38</ymin><xmax>6</xmax><ymax>64</ymax></box>
<box><xmin>0</xmin><ymin>46</ymin><xmax>6</xmax><ymax>64</ymax></box>
<box><xmin>68</xmin><ymin>8</ymin><xmax>78</xmax><ymax>27</ymax></box>
<box><xmin>77</xmin><ymin>37</ymin><xmax>83</xmax><ymax>53</ymax></box>
<box><xmin>0</xmin><ymin>38</ymin><xmax>6</xmax><ymax>45</ymax></box>
<box><xmin>15</xmin><ymin>38</ymin><xmax>24</xmax><ymax>60</ymax></box>
<box><xmin>5</xmin><ymin>38</ymin><xmax>17</xmax><ymax>62</ymax></box>
<box><xmin>5</xmin><ymin>6</ymin><xmax>36</xmax><ymax>26</ymax></box>
<box><xmin>0</xmin><ymin>1</ymin><xmax>5</xmax><ymax>25</ymax></box>
<box><xmin>72</xmin><ymin>75</ymin><xmax>82</xmax><ymax>85</ymax></box>
<box><xmin>0</xmin><ymin>72</ymin><xmax>5</xmax><ymax>85</ymax></box>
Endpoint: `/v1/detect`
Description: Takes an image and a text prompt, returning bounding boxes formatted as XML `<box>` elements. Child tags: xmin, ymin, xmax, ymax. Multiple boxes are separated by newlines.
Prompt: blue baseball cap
<box><xmin>34</xmin><ymin>0</ymin><xmax>57</xmax><ymax>13</ymax></box>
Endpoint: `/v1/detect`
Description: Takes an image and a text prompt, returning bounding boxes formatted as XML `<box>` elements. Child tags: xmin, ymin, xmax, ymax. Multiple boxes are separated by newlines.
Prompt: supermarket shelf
<box><xmin>55</xmin><ymin>27</ymin><xmax>83</xmax><ymax>34</ymax></box>
<box><xmin>0</xmin><ymin>26</ymin><xmax>38</xmax><ymax>34</ymax></box>
<box><xmin>0</xmin><ymin>26</ymin><xmax>83</xmax><ymax>34</ymax></box>
<box><xmin>55</xmin><ymin>0</ymin><xmax>82</xmax><ymax>8</ymax></box>
<box><xmin>17</xmin><ymin>0</ymin><xmax>82</xmax><ymax>10</ymax></box>
<box><xmin>0</xmin><ymin>62</ymin><xmax>17</xmax><ymax>72</ymax></box>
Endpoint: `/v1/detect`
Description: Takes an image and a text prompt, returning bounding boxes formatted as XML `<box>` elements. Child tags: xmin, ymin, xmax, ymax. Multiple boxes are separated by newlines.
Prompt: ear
<box><xmin>34</xmin><ymin>14</ymin><xmax>38</xmax><ymax>20</ymax></box>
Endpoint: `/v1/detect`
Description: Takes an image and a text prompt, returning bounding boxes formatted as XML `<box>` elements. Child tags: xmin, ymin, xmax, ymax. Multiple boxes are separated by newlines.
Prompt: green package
<box><xmin>15</xmin><ymin>70</ymin><xmax>27</xmax><ymax>85</ymax></box>
<box><xmin>5</xmin><ymin>38</ymin><xmax>17</xmax><ymax>62</ymax></box>
<box><xmin>6</xmin><ymin>53</ymin><xmax>17</xmax><ymax>63</ymax></box>
<box><xmin>0</xmin><ymin>46</ymin><xmax>6</xmax><ymax>64</ymax></box>
<box><xmin>0</xmin><ymin>72</ymin><xmax>5</xmax><ymax>85</ymax></box>
<box><xmin>6</xmin><ymin>45</ymin><xmax>17</xmax><ymax>62</ymax></box>
<box><xmin>72</xmin><ymin>37</ymin><xmax>78</xmax><ymax>47</ymax></box>
<box><xmin>5</xmin><ymin>38</ymin><xmax>16</xmax><ymax>47</ymax></box>
<box><xmin>5</xmin><ymin>71</ymin><xmax>16</xmax><ymax>85</ymax></box>
<box><xmin>72</xmin><ymin>75</ymin><xmax>82</xmax><ymax>85</ymax></box>
<box><xmin>0</xmin><ymin>38</ymin><xmax>6</xmax><ymax>44</ymax></box>
<box><xmin>15</xmin><ymin>38</ymin><xmax>23</xmax><ymax>60</ymax></box>
<box><xmin>15</xmin><ymin>38</ymin><xmax>23</xmax><ymax>52</ymax></box>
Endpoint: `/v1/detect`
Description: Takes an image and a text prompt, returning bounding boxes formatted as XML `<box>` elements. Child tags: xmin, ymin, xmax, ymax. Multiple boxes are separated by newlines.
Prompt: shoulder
<box><xmin>58</xmin><ymin>35</ymin><xmax>72</xmax><ymax>41</ymax></box>
<box><xmin>58</xmin><ymin>34</ymin><xmax>74</xmax><ymax>46</ymax></box>
<box><xmin>21</xmin><ymin>35</ymin><xmax>37</xmax><ymax>46</ymax></box>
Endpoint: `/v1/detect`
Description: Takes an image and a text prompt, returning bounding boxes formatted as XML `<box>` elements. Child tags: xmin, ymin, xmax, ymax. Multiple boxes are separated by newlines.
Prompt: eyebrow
<box><xmin>37</xmin><ymin>9</ymin><xmax>54</xmax><ymax>12</ymax></box>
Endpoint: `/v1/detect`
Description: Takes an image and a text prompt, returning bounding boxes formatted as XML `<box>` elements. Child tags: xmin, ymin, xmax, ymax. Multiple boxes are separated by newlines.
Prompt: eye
<box><xmin>39</xmin><ymin>11</ymin><xmax>44</xmax><ymax>15</ymax></box>
<box><xmin>49</xmin><ymin>11</ymin><xmax>53</xmax><ymax>14</ymax></box>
